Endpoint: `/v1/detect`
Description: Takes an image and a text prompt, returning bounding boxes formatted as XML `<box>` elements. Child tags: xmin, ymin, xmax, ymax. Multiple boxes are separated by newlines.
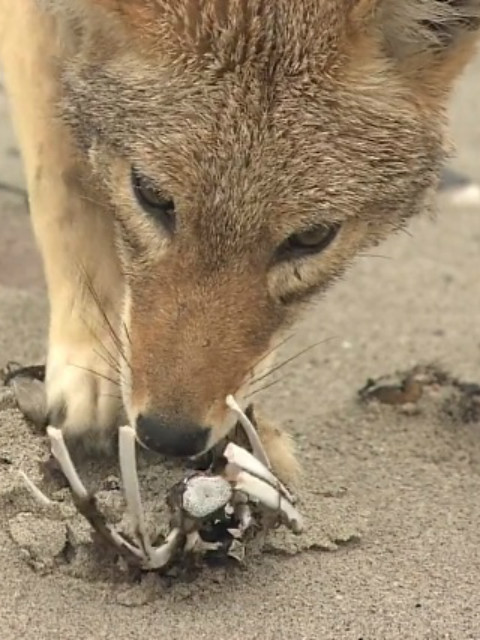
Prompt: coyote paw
<box><xmin>254</xmin><ymin>413</ymin><xmax>301</xmax><ymax>486</ymax></box>
<box><xmin>45</xmin><ymin>343</ymin><xmax>124</xmax><ymax>447</ymax></box>
<box><xmin>228</xmin><ymin>406</ymin><xmax>301</xmax><ymax>486</ymax></box>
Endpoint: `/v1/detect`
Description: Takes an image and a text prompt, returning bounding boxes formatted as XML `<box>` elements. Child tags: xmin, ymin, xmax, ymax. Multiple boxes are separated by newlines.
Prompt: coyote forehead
<box><xmin>61</xmin><ymin>1</ymin><xmax>459</xmax><ymax>254</ymax></box>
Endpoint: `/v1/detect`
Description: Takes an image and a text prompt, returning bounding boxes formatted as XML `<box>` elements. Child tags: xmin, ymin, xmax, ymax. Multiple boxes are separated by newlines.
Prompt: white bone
<box><xmin>223</xmin><ymin>441</ymin><xmax>296</xmax><ymax>504</ymax></box>
<box><xmin>44</xmin><ymin>419</ymin><xmax>304</xmax><ymax>569</ymax></box>
<box><xmin>184</xmin><ymin>531</ymin><xmax>223</xmax><ymax>553</ymax></box>
<box><xmin>118</xmin><ymin>425</ymin><xmax>154</xmax><ymax>556</ymax></box>
<box><xmin>147</xmin><ymin>528</ymin><xmax>182</xmax><ymax>569</ymax></box>
<box><xmin>225</xmin><ymin>395</ymin><xmax>271</xmax><ymax>469</ymax></box>
<box><xmin>18</xmin><ymin>470</ymin><xmax>55</xmax><ymax>507</ymax></box>
<box><xmin>227</xmin><ymin>502</ymin><xmax>253</xmax><ymax>537</ymax></box>
<box><xmin>182</xmin><ymin>474</ymin><xmax>233</xmax><ymax>519</ymax></box>
<box><xmin>102</xmin><ymin>525</ymin><xmax>147</xmax><ymax>561</ymax></box>
<box><xmin>47</xmin><ymin>427</ymin><xmax>144</xmax><ymax>561</ymax></box>
<box><xmin>231</xmin><ymin>470</ymin><xmax>304</xmax><ymax>534</ymax></box>
<box><xmin>227</xmin><ymin>539</ymin><xmax>245</xmax><ymax>562</ymax></box>
<box><xmin>47</xmin><ymin>426</ymin><xmax>89</xmax><ymax>500</ymax></box>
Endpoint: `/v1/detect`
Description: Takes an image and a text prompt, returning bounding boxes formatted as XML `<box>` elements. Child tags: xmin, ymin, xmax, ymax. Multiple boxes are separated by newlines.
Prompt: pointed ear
<box><xmin>38</xmin><ymin>0</ymin><xmax>163</xmax><ymax>47</ymax></box>
<box><xmin>76</xmin><ymin>0</ymin><xmax>160</xmax><ymax>24</ymax></box>
<box><xmin>39</xmin><ymin>0</ymin><xmax>159</xmax><ymax>29</ymax></box>
<box><xmin>351</xmin><ymin>0</ymin><xmax>480</xmax><ymax>93</ymax></box>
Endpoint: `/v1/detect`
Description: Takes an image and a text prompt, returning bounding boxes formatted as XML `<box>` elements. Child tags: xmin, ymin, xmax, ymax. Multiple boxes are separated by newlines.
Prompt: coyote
<box><xmin>1</xmin><ymin>1</ymin><xmax>479</xmax><ymax>482</ymax></box>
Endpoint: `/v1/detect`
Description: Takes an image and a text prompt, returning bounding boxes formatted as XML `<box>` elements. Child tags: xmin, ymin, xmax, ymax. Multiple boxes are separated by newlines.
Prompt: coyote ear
<box><xmin>39</xmin><ymin>0</ymin><xmax>161</xmax><ymax>40</ymax></box>
<box><xmin>39</xmin><ymin>0</ymin><xmax>158</xmax><ymax>25</ymax></box>
<box><xmin>352</xmin><ymin>0</ymin><xmax>480</xmax><ymax>90</ymax></box>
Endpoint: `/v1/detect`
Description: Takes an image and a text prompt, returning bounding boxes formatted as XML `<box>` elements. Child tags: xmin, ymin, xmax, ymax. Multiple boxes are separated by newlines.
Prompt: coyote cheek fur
<box><xmin>1</xmin><ymin>1</ymin><xmax>479</xmax><ymax>481</ymax></box>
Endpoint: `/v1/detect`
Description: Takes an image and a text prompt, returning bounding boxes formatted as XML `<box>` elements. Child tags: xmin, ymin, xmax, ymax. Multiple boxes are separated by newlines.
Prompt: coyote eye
<box><xmin>131</xmin><ymin>168</ymin><xmax>176</xmax><ymax>232</ymax></box>
<box><xmin>276</xmin><ymin>223</ymin><xmax>340</xmax><ymax>260</ymax></box>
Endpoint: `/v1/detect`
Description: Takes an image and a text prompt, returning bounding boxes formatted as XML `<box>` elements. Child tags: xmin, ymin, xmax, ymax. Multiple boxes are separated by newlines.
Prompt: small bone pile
<box><xmin>20</xmin><ymin>395</ymin><xmax>303</xmax><ymax>571</ymax></box>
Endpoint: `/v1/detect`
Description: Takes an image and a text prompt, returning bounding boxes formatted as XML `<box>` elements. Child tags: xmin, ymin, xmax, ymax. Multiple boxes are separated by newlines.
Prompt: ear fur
<box><xmin>352</xmin><ymin>0</ymin><xmax>480</xmax><ymax>89</ymax></box>
<box><xmin>37</xmin><ymin>0</ymin><xmax>159</xmax><ymax>31</ymax></box>
<box><xmin>36</xmin><ymin>0</ymin><xmax>163</xmax><ymax>54</ymax></box>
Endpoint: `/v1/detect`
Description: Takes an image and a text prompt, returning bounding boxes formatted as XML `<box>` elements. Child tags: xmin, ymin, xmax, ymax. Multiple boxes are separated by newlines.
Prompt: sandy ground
<box><xmin>0</xmin><ymin>52</ymin><xmax>479</xmax><ymax>640</ymax></box>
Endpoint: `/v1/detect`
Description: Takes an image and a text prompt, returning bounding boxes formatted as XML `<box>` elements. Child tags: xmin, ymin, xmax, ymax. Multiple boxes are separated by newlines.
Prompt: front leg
<box><xmin>227</xmin><ymin>402</ymin><xmax>301</xmax><ymax>487</ymax></box>
<box><xmin>253</xmin><ymin>412</ymin><xmax>301</xmax><ymax>486</ymax></box>
<box><xmin>45</xmin><ymin>251</ymin><xmax>124</xmax><ymax>446</ymax></box>
<box><xmin>42</xmin><ymin>167</ymin><xmax>125</xmax><ymax>444</ymax></box>
<box><xmin>1</xmin><ymin>2</ymin><xmax>124</xmax><ymax>446</ymax></box>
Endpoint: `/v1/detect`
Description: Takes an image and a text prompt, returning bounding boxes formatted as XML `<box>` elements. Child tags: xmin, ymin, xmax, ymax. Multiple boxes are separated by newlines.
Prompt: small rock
<box><xmin>101</xmin><ymin>475</ymin><xmax>121</xmax><ymax>491</ymax></box>
<box><xmin>8</xmin><ymin>512</ymin><xmax>67</xmax><ymax>561</ymax></box>
<box><xmin>10</xmin><ymin>377</ymin><xmax>47</xmax><ymax>428</ymax></box>
<box><xmin>115</xmin><ymin>584</ymin><xmax>151</xmax><ymax>607</ymax></box>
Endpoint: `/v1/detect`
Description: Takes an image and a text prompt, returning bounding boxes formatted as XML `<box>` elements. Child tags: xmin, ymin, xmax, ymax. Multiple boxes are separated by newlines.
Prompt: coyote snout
<box><xmin>124</xmin><ymin>264</ymin><xmax>281</xmax><ymax>457</ymax></box>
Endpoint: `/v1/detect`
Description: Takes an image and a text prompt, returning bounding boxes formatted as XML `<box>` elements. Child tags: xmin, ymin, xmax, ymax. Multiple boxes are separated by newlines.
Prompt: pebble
<box><xmin>8</xmin><ymin>512</ymin><xmax>67</xmax><ymax>560</ymax></box>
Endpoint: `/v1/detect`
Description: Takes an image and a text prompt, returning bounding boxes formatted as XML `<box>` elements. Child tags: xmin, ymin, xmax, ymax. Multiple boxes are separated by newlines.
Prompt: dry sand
<box><xmin>0</xmin><ymin>54</ymin><xmax>479</xmax><ymax>640</ymax></box>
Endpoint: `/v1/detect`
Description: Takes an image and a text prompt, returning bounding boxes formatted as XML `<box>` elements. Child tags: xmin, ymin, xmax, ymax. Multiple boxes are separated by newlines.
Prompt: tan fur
<box><xmin>1</xmin><ymin>0</ymin><xmax>479</xmax><ymax>482</ymax></box>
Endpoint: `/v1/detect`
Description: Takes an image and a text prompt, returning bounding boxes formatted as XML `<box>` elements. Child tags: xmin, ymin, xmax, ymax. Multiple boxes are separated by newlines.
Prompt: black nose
<box><xmin>136</xmin><ymin>413</ymin><xmax>210</xmax><ymax>457</ymax></box>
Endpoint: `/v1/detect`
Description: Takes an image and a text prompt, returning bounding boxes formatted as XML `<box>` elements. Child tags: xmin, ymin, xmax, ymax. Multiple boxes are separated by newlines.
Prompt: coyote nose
<box><xmin>136</xmin><ymin>413</ymin><xmax>210</xmax><ymax>457</ymax></box>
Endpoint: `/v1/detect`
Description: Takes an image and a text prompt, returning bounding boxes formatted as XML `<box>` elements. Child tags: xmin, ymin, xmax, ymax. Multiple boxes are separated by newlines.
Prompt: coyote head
<box><xmin>48</xmin><ymin>0</ymin><xmax>479</xmax><ymax>455</ymax></box>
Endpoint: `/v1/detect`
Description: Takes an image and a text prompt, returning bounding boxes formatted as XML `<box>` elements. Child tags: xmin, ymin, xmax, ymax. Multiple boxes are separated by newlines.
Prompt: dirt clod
<box><xmin>8</xmin><ymin>512</ymin><xmax>68</xmax><ymax>570</ymax></box>
<box><xmin>359</xmin><ymin>364</ymin><xmax>480</xmax><ymax>430</ymax></box>
<box><xmin>358</xmin><ymin>364</ymin><xmax>451</xmax><ymax>406</ymax></box>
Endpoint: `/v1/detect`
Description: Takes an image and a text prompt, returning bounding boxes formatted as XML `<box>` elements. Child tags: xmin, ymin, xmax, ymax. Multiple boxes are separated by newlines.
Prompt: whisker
<box><xmin>78</xmin><ymin>265</ymin><xmax>132</xmax><ymax>373</ymax></box>
<box><xmin>76</xmin><ymin>193</ymin><xmax>112</xmax><ymax>211</ymax></box>
<box><xmin>82</xmin><ymin>275</ymin><xmax>123</xmax><ymax>352</ymax></box>
<box><xmin>92</xmin><ymin>346</ymin><xmax>122</xmax><ymax>376</ymax></box>
<box><xmin>76</xmin><ymin>316</ymin><xmax>124</xmax><ymax>376</ymax></box>
<box><xmin>99</xmin><ymin>393</ymin><xmax>123</xmax><ymax>400</ymax></box>
<box><xmin>249</xmin><ymin>336</ymin><xmax>337</xmax><ymax>387</ymax></box>
<box><xmin>248</xmin><ymin>332</ymin><xmax>296</xmax><ymax>377</ymax></box>
<box><xmin>123</xmin><ymin>321</ymin><xmax>132</xmax><ymax>346</ymax></box>
<box><xmin>245</xmin><ymin>377</ymin><xmax>285</xmax><ymax>399</ymax></box>
<box><xmin>359</xmin><ymin>253</ymin><xmax>392</xmax><ymax>260</ymax></box>
<box><xmin>76</xmin><ymin>314</ymin><xmax>123</xmax><ymax>375</ymax></box>
<box><xmin>69</xmin><ymin>363</ymin><xmax>120</xmax><ymax>387</ymax></box>
<box><xmin>357</xmin><ymin>253</ymin><xmax>392</xmax><ymax>260</ymax></box>
<box><xmin>397</xmin><ymin>227</ymin><xmax>413</xmax><ymax>238</ymax></box>
<box><xmin>71</xmin><ymin>253</ymin><xmax>135</xmax><ymax>389</ymax></box>
<box><xmin>80</xmin><ymin>316</ymin><xmax>123</xmax><ymax>369</ymax></box>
